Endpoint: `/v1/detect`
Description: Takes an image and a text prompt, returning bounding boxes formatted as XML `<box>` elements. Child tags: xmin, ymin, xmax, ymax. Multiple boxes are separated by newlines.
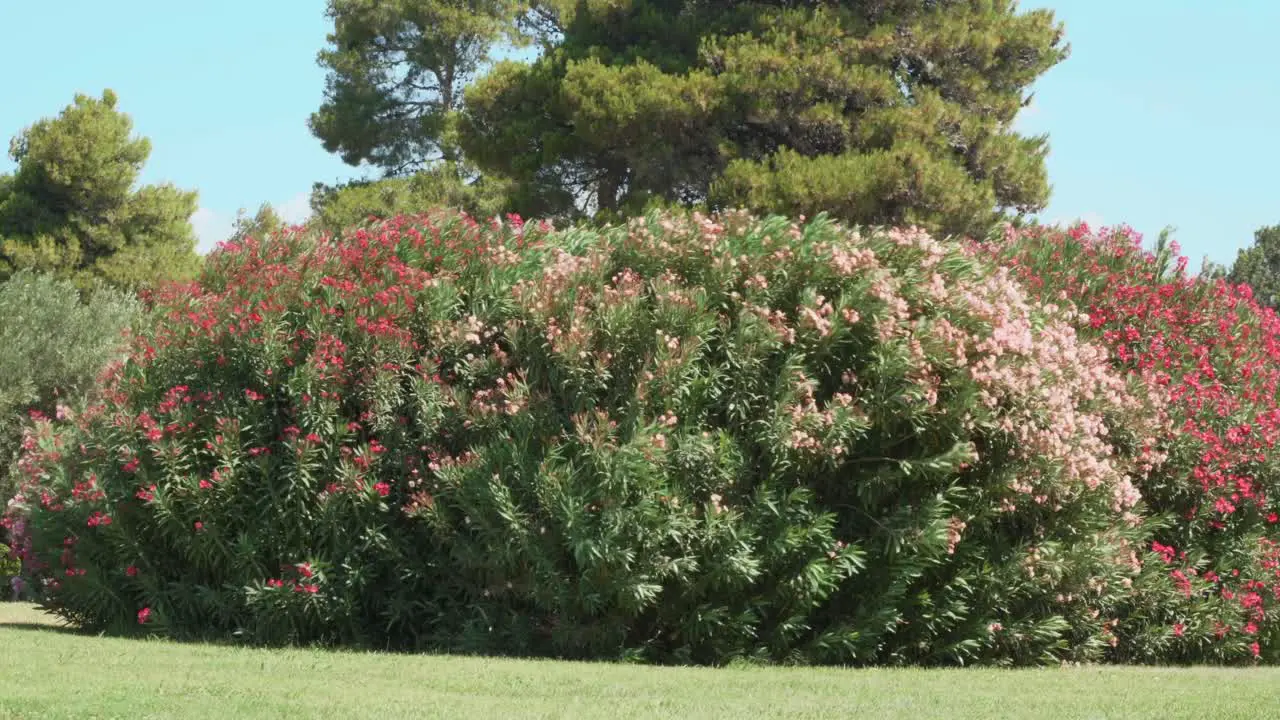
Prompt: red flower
<box><xmin>1172</xmin><ymin>623</ymin><xmax>1185</xmax><ymax>637</ymax></box>
<box><xmin>267</xmin><ymin>578</ymin><xmax>284</xmax><ymax>588</ymax></box>
<box><xmin>1268</xmin><ymin>512</ymin><xmax>1278</xmax><ymax>524</ymax></box>
<box><xmin>125</xmin><ymin>565</ymin><xmax>138</xmax><ymax>577</ymax></box>
<box><xmin>199</xmin><ymin>479</ymin><xmax>213</xmax><ymax>490</ymax></box>
<box><xmin>296</xmin><ymin>562</ymin><xmax>314</xmax><ymax>578</ymax></box>
<box><xmin>122</xmin><ymin>458</ymin><xmax>140</xmax><ymax>473</ymax></box>
<box><xmin>137</xmin><ymin>607</ymin><xmax>152</xmax><ymax>624</ymax></box>
<box><xmin>374</xmin><ymin>482</ymin><xmax>390</xmax><ymax>497</ymax></box>
<box><xmin>1251</xmin><ymin>641</ymin><xmax>1262</xmax><ymax>658</ymax></box>
<box><xmin>194</xmin><ymin>521</ymin><xmax>204</xmax><ymax>532</ymax></box>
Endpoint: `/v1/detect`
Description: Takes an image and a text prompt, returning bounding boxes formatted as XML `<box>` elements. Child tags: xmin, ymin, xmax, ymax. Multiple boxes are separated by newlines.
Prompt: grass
<box><xmin>1</xmin><ymin>604</ymin><xmax>1278</xmax><ymax>720</ymax></box>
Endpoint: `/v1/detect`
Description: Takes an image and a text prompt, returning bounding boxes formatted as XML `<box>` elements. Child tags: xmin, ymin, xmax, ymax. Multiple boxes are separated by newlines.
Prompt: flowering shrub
<box><xmin>981</xmin><ymin>223</ymin><xmax>1280</xmax><ymax>663</ymax></box>
<box><xmin>5</xmin><ymin>209</ymin><xmax>1162</xmax><ymax>664</ymax></box>
<box><xmin>0</xmin><ymin>271</ymin><xmax>139</xmax><ymax>506</ymax></box>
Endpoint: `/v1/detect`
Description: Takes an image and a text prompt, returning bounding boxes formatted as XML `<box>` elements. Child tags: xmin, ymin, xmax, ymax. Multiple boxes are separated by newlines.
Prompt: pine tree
<box><xmin>0</xmin><ymin>90</ymin><xmax>200</xmax><ymax>290</ymax></box>
<box><xmin>309</xmin><ymin>0</ymin><xmax>534</xmax><ymax>174</ymax></box>
<box><xmin>460</xmin><ymin>0</ymin><xmax>1067</xmax><ymax>235</ymax></box>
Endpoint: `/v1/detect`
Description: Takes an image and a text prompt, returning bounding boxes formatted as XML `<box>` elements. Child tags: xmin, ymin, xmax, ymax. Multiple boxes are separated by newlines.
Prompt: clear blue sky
<box><xmin>0</xmin><ymin>1</ymin><xmax>1275</xmax><ymax>263</ymax></box>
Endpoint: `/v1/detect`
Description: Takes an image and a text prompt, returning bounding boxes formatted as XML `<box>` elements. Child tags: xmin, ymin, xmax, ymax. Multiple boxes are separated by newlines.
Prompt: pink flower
<box><xmin>194</xmin><ymin>521</ymin><xmax>204</xmax><ymax>532</ymax></box>
<box><xmin>374</xmin><ymin>482</ymin><xmax>390</xmax><ymax>497</ymax></box>
<box><xmin>1151</xmin><ymin>541</ymin><xmax>1177</xmax><ymax>564</ymax></box>
<box><xmin>137</xmin><ymin>607</ymin><xmax>151</xmax><ymax>624</ymax></box>
<box><xmin>199</xmin><ymin>479</ymin><xmax>213</xmax><ymax>490</ymax></box>
<box><xmin>1172</xmin><ymin>623</ymin><xmax>1185</xmax><ymax>637</ymax></box>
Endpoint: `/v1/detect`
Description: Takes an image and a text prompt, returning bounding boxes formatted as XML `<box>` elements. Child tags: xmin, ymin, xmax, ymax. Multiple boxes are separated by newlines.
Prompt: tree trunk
<box><xmin>439</xmin><ymin>65</ymin><xmax>458</xmax><ymax>164</ymax></box>
<box><xmin>597</xmin><ymin>169</ymin><xmax>622</xmax><ymax>213</ymax></box>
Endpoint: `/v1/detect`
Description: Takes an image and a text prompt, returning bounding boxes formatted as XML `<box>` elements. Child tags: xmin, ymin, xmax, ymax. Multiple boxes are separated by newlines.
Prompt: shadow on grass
<box><xmin>0</xmin><ymin>604</ymin><xmax>681</xmax><ymax>668</ymax></box>
<box><xmin>0</xmin><ymin>621</ymin><xmax>89</xmax><ymax>636</ymax></box>
<box><xmin>0</xmin><ymin>614</ymin><xmax>631</xmax><ymax>667</ymax></box>
<box><xmin>0</xmin><ymin>604</ymin><xmax>101</xmax><ymax>637</ymax></box>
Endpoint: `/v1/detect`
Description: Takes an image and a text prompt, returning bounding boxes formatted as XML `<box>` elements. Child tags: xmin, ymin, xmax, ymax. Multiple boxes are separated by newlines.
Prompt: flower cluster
<box><xmin>979</xmin><ymin>222</ymin><xmax>1280</xmax><ymax>662</ymax></box>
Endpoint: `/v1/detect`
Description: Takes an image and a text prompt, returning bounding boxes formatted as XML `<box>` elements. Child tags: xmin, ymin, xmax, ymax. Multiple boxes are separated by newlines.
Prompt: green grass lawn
<box><xmin>0</xmin><ymin>603</ymin><xmax>1276</xmax><ymax>720</ymax></box>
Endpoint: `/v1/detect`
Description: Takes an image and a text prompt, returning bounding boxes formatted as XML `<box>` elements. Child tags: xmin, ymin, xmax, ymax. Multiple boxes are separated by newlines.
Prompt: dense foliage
<box><xmin>981</xmin><ymin>223</ymin><xmax>1280</xmax><ymax>662</ymax></box>
<box><xmin>5</xmin><ymin>209</ymin><xmax>1169</xmax><ymax>664</ymax></box>
<box><xmin>0</xmin><ymin>90</ymin><xmax>201</xmax><ymax>291</ymax></box>
<box><xmin>0</xmin><ymin>271</ymin><xmax>140</xmax><ymax>505</ymax></box>
<box><xmin>0</xmin><ymin>544</ymin><xmax>16</xmax><ymax>587</ymax></box>
<box><xmin>1228</xmin><ymin>224</ymin><xmax>1280</xmax><ymax>310</ymax></box>
<box><xmin>312</xmin><ymin>1</ymin><xmax>1065</xmax><ymax>234</ymax></box>
<box><xmin>308</xmin><ymin>164</ymin><xmax>569</xmax><ymax>234</ymax></box>
<box><xmin>465</xmin><ymin>0</ymin><xmax>1066</xmax><ymax>234</ymax></box>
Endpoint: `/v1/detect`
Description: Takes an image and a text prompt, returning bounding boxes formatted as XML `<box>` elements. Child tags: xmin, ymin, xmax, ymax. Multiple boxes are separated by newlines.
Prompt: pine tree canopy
<box><xmin>313</xmin><ymin>1</ymin><xmax>1067</xmax><ymax>235</ymax></box>
<box><xmin>0</xmin><ymin>90</ymin><xmax>200</xmax><ymax>290</ymax></box>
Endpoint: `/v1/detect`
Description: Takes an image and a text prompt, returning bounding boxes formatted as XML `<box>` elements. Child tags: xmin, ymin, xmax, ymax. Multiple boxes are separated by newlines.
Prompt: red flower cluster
<box><xmin>86</xmin><ymin>512</ymin><xmax>112</xmax><ymax>528</ymax></box>
<box><xmin>264</xmin><ymin>562</ymin><xmax>321</xmax><ymax>595</ymax></box>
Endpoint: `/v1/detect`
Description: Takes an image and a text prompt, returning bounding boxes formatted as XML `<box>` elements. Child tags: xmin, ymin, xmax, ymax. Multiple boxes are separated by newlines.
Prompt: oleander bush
<box><xmin>980</xmin><ymin>223</ymin><xmax>1280</xmax><ymax>663</ymax></box>
<box><xmin>5</xmin><ymin>209</ymin><xmax>1171</xmax><ymax>664</ymax></box>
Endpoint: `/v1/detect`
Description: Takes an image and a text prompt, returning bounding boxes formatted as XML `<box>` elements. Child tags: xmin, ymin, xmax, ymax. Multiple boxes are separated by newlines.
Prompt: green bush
<box><xmin>1</xmin><ymin>542</ymin><xmax>17</xmax><ymax>601</ymax></box>
<box><xmin>6</xmin><ymin>210</ymin><xmax>1162</xmax><ymax>664</ymax></box>
<box><xmin>0</xmin><ymin>271</ymin><xmax>139</xmax><ymax>505</ymax></box>
<box><xmin>0</xmin><ymin>543</ymin><xmax>16</xmax><ymax>575</ymax></box>
<box><xmin>979</xmin><ymin>223</ymin><xmax>1280</xmax><ymax>663</ymax></box>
